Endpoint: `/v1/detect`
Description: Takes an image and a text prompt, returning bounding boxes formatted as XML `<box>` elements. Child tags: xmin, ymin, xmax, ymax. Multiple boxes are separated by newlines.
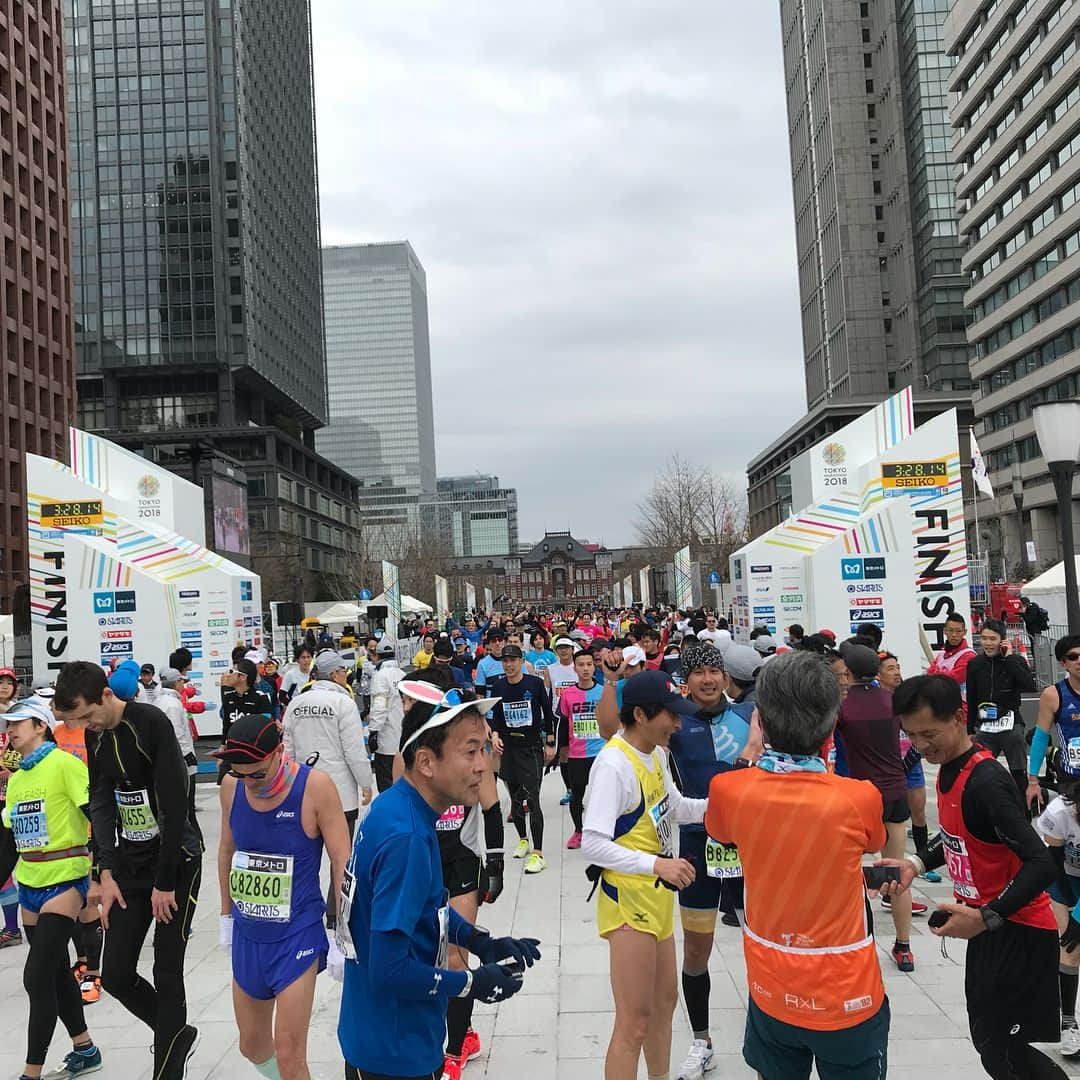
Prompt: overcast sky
<box><xmin>311</xmin><ymin>2</ymin><xmax>806</xmax><ymax>548</ymax></box>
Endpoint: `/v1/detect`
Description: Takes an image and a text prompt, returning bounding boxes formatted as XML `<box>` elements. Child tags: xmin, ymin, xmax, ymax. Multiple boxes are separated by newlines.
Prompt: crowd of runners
<box><xmin>0</xmin><ymin>601</ymin><xmax>1078</xmax><ymax>1079</ymax></box>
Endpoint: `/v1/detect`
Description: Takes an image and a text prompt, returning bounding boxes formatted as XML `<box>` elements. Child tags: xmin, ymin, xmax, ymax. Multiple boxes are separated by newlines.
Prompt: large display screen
<box><xmin>212</xmin><ymin>476</ymin><xmax>250</xmax><ymax>556</ymax></box>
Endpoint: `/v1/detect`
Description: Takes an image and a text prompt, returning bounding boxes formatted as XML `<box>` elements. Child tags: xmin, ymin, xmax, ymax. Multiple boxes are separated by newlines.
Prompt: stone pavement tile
<box><xmin>888</xmin><ymin>1036</ymin><xmax>986</xmax><ymax>1067</ymax></box>
<box><xmin>559</xmin><ymin>973</ymin><xmax>614</xmax><ymax>1013</ymax></box>
<box><xmin>494</xmin><ymin>994</ymin><xmax>557</xmax><ymax>1036</ymax></box>
<box><xmin>557</xmin><ymin>1011</ymin><xmax>613</xmax><ymax>1058</ymax></box>
<box><xmin>559</xmin><ymin>942</ymin><xmax>611</xmax><ymax>975</ymax></box>
<box><xmin>485</xmin><ymin>1034</ymin><xmax>558</xmax><ymax>1079</ymax></box>
<box><xmin>516</xmin><ymin>958</ymin><xmax>559</xmax><ymax>996</ymax></box>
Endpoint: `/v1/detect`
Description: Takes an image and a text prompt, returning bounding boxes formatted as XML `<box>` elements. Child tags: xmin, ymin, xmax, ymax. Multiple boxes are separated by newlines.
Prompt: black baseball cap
<box><xmin>502</xmin><ymin>644</ymin><xmax>524</xmax><ymax>659</ymax></box>
<box><xmin>212</xmin><ymin>714</ymin><xmax>281</xmax><ymax>763</ymax></box>
<box><xmin>486</xmin><ymin>629</ymin><xmax>506</xmax><ymax>643</ymax></box>
<box><xmin>621</xmin><ymin>670</ymin><xmax>701</xmax><ymax>716</ymax></box>
<box><xmin>140</xmin><ymin>664</ymin><xmax>155</xmax><ymax>676</ymax></box>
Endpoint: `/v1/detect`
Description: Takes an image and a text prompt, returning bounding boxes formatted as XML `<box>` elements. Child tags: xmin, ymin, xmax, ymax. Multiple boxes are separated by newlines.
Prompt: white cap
<box><xmin>554</xmin><ymin>636</ymin><xmax>575</xmax><ymax>649</ymax></box>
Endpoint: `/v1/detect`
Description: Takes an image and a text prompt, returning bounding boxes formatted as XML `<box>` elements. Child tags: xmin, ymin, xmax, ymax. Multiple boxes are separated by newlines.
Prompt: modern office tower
<box><xmin>434</xmin><ymin>475</ymin><xmax>519</xmax><ymax>557</ymax></box>
<box><xmin>747</xmin><ymin>1</ymin><xmax>976</xmax><ymax>538</ymax></box>
<box><xmin>780</xmin><ymin>0</ymin><xmax>971</xmax><ymax>405</ymax></box>
<box><xmin>65</xmin><ymin>1</ymin><xmax>359</xmax><ymax>593</ymax></box>
<box><xmin>946</xmin><ymin>0</ymin><xmax>1080</xmax><ymax>569</ymax></box>
<box><xmin>319</xmin><ymin>242</ymin><xmax>437</xmax><ymax>543</ymax></box>
<box><xmin>0</xmin><ymin>1</ymin><xmax>76</xmax><ymax>615</ymax></box>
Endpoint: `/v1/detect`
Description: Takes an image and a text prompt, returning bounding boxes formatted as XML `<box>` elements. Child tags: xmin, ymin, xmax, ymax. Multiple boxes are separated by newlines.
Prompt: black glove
<box><xmin>367</xmin><ymin>730</ymin><xmax>378</xmax><ymax>755</ymax></box>
<box><xmin>469</xmin><ymin>961</ymin><xmax>524</xmax><ymax>1004</ymax></box>
<box><xmin>1062</xmin><ymin>916</ymin><xmax>1080</xmax><ymax>953</ymax></box>
<box><xmin>482</xmin><ymin>856</ymin><xmax>504</xmax><ymax>904</ymax></box>
<box><xmin>467</xmin><ymin>926</ymin><xmax>541</xmax><ymax>968</ymax></box>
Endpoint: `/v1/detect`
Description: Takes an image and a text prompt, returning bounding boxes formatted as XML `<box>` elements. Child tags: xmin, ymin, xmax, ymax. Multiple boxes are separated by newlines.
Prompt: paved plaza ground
<box><xmin>0</xmin><ymin>765</ymin><xmax>1075</xmax><ymax>1080</ymax></box>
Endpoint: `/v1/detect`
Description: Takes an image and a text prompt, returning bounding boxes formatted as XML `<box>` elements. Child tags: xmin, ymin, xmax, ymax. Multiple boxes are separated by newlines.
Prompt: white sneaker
<box><xmin>1062</xmin><ymin>1022</ymin><xmax>1080</xmax><ymax>1056</ymax></box>
<box><xmin>676</xmin><ymin>1038</ymin><xmax>715</xmax><ymax>1079</ymax></box>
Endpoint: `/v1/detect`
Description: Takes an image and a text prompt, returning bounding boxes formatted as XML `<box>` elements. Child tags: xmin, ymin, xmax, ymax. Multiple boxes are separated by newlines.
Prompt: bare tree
<box><xmin>634</xmin><ymin>455</ymin><xmax>706</xmax><ymax>560</ymax></box>
<box><xmin>635</xmin><ymin>455</ymin><xmax>748</xmax><ymax>582</ymax></box>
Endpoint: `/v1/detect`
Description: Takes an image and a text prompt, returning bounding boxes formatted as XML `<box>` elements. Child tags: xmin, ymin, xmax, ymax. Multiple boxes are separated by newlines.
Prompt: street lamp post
<box><xmin>1032</xmin><ymin>401</ymin><xmax>1080</xmax><ymax>633</ymax></box>
<box><xmin>1012</xmin><ymin>458</ymin><xmax>1027</xmax><ymax>580</ymax></box>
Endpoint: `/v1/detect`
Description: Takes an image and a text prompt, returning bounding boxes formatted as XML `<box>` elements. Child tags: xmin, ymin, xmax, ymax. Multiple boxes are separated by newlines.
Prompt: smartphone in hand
<box><xmin>862</xmin><ymin>866</ymin><xmax>901</xmax><ymax>891</ymax></box>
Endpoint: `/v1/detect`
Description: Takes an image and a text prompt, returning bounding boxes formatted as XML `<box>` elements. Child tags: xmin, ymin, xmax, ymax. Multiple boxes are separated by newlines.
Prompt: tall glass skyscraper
<box><xmin>318</xmin><ymin>242</ymin><xmax>437</xmax><ymax>541</ymax></box>
<box><xmin>67</xmin><ymin>0</ymin><xmax>327</xmax><ymax>433</ymax></box>
<box><xmin>64</xmin><ymin>0</ymin><xmax>365</xmax><ymax>593</ymax></box>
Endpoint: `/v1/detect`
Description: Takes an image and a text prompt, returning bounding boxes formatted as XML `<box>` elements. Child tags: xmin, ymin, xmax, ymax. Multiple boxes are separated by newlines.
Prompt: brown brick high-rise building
<box><xmin>0</xmin><ymin>0</ymin><xmax>74</xmax><ymax>616</ymax></box>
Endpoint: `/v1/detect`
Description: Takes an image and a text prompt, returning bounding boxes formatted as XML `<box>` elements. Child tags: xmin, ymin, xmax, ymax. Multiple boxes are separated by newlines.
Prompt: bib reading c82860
<box><xmin>230</xmin><ymin>850</ymin><xmax>294</xmax><ymax>921</ymax></box>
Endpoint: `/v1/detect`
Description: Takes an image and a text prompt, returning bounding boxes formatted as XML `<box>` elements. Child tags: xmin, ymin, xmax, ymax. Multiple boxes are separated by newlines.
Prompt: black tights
<box><xmin>75</xmin><ymin>917</ymin><xmax>103</xmax><ymax>972</ymax></box>
<box><xmin>25</xmin><ymin>914</ymin><xmax>87</xmax><ymax>1066</ymax></box>
<box><xmin>101</xmin><ymin>859</ymin><xmax>200</xmax><ymax>1069</ymax></box>
<box><xmin>566</xmin><ymin>757</ymin><xmax>594</xmax><ymax>833</ymax></box>
<box><xmin>506</xmin><ymin>748</ymin><xmax>544</xmax><ymax>851</ymax></box>
<box><xmin>971</xmin><ymin>1018</ymin><xmax>1068</xmax><ymax>1079</ymax></box>
<box><xmin>445</xmin><ymin>995</ymin><xmax>474</xmax><ymax>1057</ymax></box>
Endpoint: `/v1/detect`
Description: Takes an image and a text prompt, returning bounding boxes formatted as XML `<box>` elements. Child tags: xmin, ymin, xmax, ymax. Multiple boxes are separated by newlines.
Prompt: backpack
<box><xmin>1028</xmin><ymin>603</ymin><xmax>1050</xmax><ymax>633</ymax></box>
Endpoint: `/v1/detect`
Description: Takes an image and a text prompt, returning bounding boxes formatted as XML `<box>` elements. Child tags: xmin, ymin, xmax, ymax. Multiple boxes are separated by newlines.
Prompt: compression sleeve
<box><xmin>483</xmin><ymin>802</ymin><xmax>504</xmax><ymax>857</ymax></box>
<box><xmin>368</xmin><ymin>929</ymin><xmax>468</xmax><ymax>1000</ymax></box>
<box><xmin>1030</xmin><ymin>725</ymin><xmax>1051</xmax><ymax>777</ymax></box>
<box><xmin>914</xmin><ymin>830</ymin><xmax>947</xmax><ymax>875</ymax></box>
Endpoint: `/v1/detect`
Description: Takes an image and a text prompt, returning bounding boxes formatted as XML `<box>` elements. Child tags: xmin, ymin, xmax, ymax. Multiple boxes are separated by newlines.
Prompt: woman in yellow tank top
<box><xmin>581</xmin><ymin>671</ymin><xmax>708</xmax><ymax>1080</ymax></box>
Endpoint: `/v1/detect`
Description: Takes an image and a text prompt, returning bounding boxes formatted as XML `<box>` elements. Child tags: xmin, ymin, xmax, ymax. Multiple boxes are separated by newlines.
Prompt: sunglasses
<box><xmin>226</xmin><ymin>750</ymin><xmax>279</xmax><ymax>781</ymax></box>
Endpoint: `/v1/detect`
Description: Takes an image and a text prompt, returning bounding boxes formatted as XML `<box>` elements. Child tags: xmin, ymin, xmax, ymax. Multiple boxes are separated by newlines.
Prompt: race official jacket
<box><xmin>282</xmin><ymin>680</ymin><xmax>373</xmax><ymax>813</ymax></box>
<box><xmin>368</xmin><ymin>660</ymin><xmax>405</xmax><ymax>756</ymax></box>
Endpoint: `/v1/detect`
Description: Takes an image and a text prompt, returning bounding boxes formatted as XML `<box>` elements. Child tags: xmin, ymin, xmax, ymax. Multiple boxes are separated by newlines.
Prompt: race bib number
<box><xmin>230</xmin><ymin>851</ymin><xmax>294</xmax><ymax>921</ymax></box>
<box><xmin>1065</xmin><ymin>738</ymin><xmax>1080</xmax><ymax>774</ymax></box>
<box><xmin>648</xmin><ymin>795</ymin><xmax>673</xmax><ymax>855</ymax></box>
<box><xmin>10</xmin><ymin>799</ymin><xmax>48</xmax><ymax>851</ymax></box>
<box><xmin>504</xmin><ymin>701</ymin><xmax>532</xmax><ymax>729</ymax></box>
<box><xmin>336</xmin><ymin>863</ymin><xmax>357</xmax><ymax>960</ymax></box>
<box><xmin>436</xmin><ymin>804</ymin><xmax>466</xmax><ymax>832</ymax></box>
<box><xmin>1067</xmin><ymin>842</ymin><xmax>1080</xmax><ymax>873</ymax></box>
<box><xmin>941</xmin><ymin>826</ymin><xmax>980</xmax><ymax>902</ymax></box>
<box><xmin>977</xmin><ymin>704</ymin><xmax>1014</xmax><ymax>734</ymax></box>
<box><xmin>115</xmin><ymin>789</ymin><xmax>159</xmax><ymax>841</ymax></box>
<box><xmin>572</xmin><ymin>707</ymin><xmax>599</xmax><ymax>740</ymax></box>
<box><xmin>705</xmin><ymin>839</ymin><xmax>742</xmax><ymax>879</ymax></box>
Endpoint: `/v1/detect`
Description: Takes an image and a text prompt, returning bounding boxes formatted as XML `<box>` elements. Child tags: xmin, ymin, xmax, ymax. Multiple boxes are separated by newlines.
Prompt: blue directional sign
<box><xmin>708</xmin><ymin>571</ymin><xmax>721</xmax><ymax>586</ymax></box>
<box><xmin>358</xmin><ymin>588</ymin><xmax>373</xmax><ymax>601</ymax></box>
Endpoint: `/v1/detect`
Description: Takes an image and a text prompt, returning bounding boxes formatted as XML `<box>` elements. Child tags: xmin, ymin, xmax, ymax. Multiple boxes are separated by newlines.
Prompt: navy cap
<box><xmin>620</xmin><ymin>670</ymin><xmax>701</xmax><ymax>716</ymax></box>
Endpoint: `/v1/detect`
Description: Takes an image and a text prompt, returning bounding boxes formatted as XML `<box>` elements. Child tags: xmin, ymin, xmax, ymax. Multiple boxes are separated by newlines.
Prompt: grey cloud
<box><xmin>313</xmin><ymin>1</ymin><xmax>806</xmax><ymax>546</ymax></box>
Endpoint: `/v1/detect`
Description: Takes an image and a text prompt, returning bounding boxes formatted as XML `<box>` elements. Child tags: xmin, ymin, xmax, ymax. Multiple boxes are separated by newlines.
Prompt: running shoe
<box><xmin>512</xmin><ymin>838</ymin><xmax>530</xmax><ymax>859</ymax></box>
<box><xmin>880</xmin><ymin>896</ymin><xmax>928</xmax><ymax>915</ymax></box>
<box><xmin>676</xmin><ymin>1038</ymin><xmax>715</xmax><ymax>1079</ymax></box>
<box><xmin>720</xmin><ymin>911</ymin><xmax>740</xmax><ymax>928</ymax></box>
<box><xmin>1062</xmin><ymin>1022</ymin><xmax>1080</xmax><ymax>1057</ymax></box>
<box><xmin>566</xmin><ymin>830</ymin><xmax>582</xmax><ymax>850</ymax></box>
<box><xmin>922</xmin><ymin>869</ymin><xmax>942</xmax><ymax>884</ymax></box>
<box><xmin>524</xmin><ymin>852</ymin><xmax>546</xmax><ymax>875</ymax></box>
<box><xmin>560</xmin><ymin>790</ymin><xmax>571</xmax><ymax>806</ymax></box>
<box><xmin>460</xmin><ymin>1028</ymin><xmax>482</xmax><ymax>1062</ymax></box>
<box><xmin>71</xmin><ymin>960</ymin><xmax>87</xmax><ymax>981</ymax></box>
<box><xmin>80</xmin><ymin>976</ymin><xmax>101</xmax><ymax>1005</ymax></box>
<box><xmin>0</xmin><ymin>927</ymin><xmax>23</xmax><ymax>948</ymax></box>
<box><xmin>42</xmin><ymin>1044</ymin><xmax>102</xmax><ymax>1079</ymax></box>
<box><xmin>891</xmin><ymin>942</ymin><xmax>915</xmax><ymax>972</ymax></box>
<box><xmin>157</xmin><ymin>1024</ymin><xmax>199</xmax><ymax>1080</ymax></box>
<box><xmin>441</xmin><ymin>1052</ymin><xmax>466</xmax><ymax>1080</ymax></box>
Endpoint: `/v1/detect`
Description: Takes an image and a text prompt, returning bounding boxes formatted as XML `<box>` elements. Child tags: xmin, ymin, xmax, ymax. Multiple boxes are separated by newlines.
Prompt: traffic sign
<box><xmin>358</xmin><ymin>588</ymin><xmax>372</xmax><ymax>601</ymax></box>
<box><xmin>708</xmin><ymin>571</ymin><xmax>721</xmax><ymax>586</ymax></box>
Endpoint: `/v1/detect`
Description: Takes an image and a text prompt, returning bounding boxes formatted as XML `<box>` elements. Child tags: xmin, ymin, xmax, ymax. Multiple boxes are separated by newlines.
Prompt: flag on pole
<box><xmin>971</xmin><ymin>430</ymin><xmax>995</xmax><ymax>500</ymax></box>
